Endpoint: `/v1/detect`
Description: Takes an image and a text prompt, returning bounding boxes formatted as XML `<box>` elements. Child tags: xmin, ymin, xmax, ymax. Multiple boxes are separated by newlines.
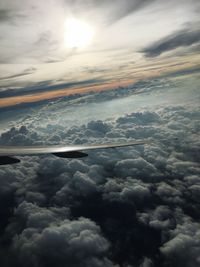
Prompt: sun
<box><xmin>65</xmin><ymin>18</ymin><xmax>94</xmax><ymax>48</ymax></box>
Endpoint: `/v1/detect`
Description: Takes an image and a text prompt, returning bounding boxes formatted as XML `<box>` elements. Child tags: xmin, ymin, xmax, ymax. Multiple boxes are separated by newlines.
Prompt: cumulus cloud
<box><xmin>0</xmin><ymin>126</ymin><xmax>40</xmax><ymax>145</ymax></box>
<box><xmin>12</xmin><ymin>214</ymin><xmax>113</xmax><ymax>267</ymax></box>
<box><xmin>160</xmin><ymin>210</ymin><xmax>200</xmax><ymax>267</ymax></box>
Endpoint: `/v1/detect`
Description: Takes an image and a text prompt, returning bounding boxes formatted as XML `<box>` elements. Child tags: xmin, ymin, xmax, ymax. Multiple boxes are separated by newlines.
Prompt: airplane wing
<box><xmin>0</xmin><ymin>140</ymin><xmax>147</xmax><ymax>156</ymax></box>
<box><xmin>0</xmin><ymin>140</ymin><xmax>148</xmax><ymax>164</ymax></box>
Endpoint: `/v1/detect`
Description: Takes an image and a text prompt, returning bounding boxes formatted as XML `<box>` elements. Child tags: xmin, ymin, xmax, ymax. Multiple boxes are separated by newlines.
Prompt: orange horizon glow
<box><xmin>0</xmin><ymin>80</ymin><xmax>133</xmax><ymax>108</ymax></box>
<box><xmin>1</xmin><ymin>61</ymin><xmax>199</xmax><ymax>109</ymax></box>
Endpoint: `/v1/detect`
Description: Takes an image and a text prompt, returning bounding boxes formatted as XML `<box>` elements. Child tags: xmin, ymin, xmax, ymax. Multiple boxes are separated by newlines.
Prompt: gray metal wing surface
<box><xmin>0</xmin><ymin>140</ymin><xmax>147</xmax><ymax>156</ymax></box>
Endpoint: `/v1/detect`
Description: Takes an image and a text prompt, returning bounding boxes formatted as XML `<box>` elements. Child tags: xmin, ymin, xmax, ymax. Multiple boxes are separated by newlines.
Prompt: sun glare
<box><xmin>65</xmin><ymin>18</ymin><xmax>94</xmax><ymax>48</ymax></box>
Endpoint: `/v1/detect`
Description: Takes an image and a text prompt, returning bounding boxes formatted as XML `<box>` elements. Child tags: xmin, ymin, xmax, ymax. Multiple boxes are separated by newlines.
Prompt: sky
<box><xmin>0</xmin><ymin>0</ymin><xmax>200</xmax><ymax>107</ymax></box>
<box><xmin>0</xmin><ymin>1</ymin><xmax>200</xmax><ymax>267</ymax></box>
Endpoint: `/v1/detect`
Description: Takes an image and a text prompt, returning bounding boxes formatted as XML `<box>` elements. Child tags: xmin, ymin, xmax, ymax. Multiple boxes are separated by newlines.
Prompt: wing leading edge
<box><xmin>0</xmin><ymin>140</ymin><xmax>147</xmax><ymax>156</ymax></box>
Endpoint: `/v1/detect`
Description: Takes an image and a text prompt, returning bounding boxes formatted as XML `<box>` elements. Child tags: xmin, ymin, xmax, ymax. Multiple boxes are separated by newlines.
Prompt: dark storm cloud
<box><xmin>142</xmin><ymin>28</ymin><xmax>200</xmax><ymax>57</ymax></box>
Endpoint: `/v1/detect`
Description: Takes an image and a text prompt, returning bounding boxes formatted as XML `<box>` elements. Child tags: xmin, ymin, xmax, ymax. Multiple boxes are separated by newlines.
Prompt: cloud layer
<box><xmin>0</xmin><ymin>75</ymin><xmax>199</xmax><ymax>267</ymax></box>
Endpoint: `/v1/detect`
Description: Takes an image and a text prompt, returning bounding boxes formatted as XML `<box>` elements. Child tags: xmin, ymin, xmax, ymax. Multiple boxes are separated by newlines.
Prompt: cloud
<box><xmin>12</xmin><ymin>215</ymin><xmax>113</xmax><ymax>267</ymax></box>
<box><xmin>0</xmin><ymin>78</ymin><xmax>102</xmax><ymax>98</ymax></box>
<box><xmin>160</xmin><ymin>211</ymin><xmax>200</xmax><ymax>267</ymax></box>
<box><xmin>142</xmin><ymin>28</ymin><xmax>200</xmax><ymax>57</ymax></box>
<box><xmin>0</xmin><ymin>68</ymin><xmax>37</xmax><ymax>82</ymax></box>
<box><xmin>64</xmin><ymin>0</ymin><xmax>156</xmax><ymax>24</ymax></box>
<box><xmin>100</xmin><ymin>0</ymin><xmax>156</xmax><ymax>24</ymax></box>
<box><xmin>0</xmin><ymin>0</ymin><xmax>199</xmax><ymax>97</ymax></box>
<box><xmin>0</xmin><ymin>76</ymin><xmax>200</xmax><ymax>266</ymax></box>
<box><xmin>0</xmin><ymin>126</ymin><xmax>40</xmax><ymax>145</ymax></box>
<box><xmin>0</xmin><ymin>9</ymin><xmax>12</xmax><ymax>22</ymax></box>
<box><xmin>0</xmin><ymin>8</ymin><xmax>25</xmax><ymax>24</ymax></box>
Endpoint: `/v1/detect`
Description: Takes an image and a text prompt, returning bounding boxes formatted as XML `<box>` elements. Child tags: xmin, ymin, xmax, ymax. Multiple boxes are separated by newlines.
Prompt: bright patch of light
<box><xmin>65</xmin><ymin>18</ymin><xmax>94</xmax><ymax>48</ymax></box>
